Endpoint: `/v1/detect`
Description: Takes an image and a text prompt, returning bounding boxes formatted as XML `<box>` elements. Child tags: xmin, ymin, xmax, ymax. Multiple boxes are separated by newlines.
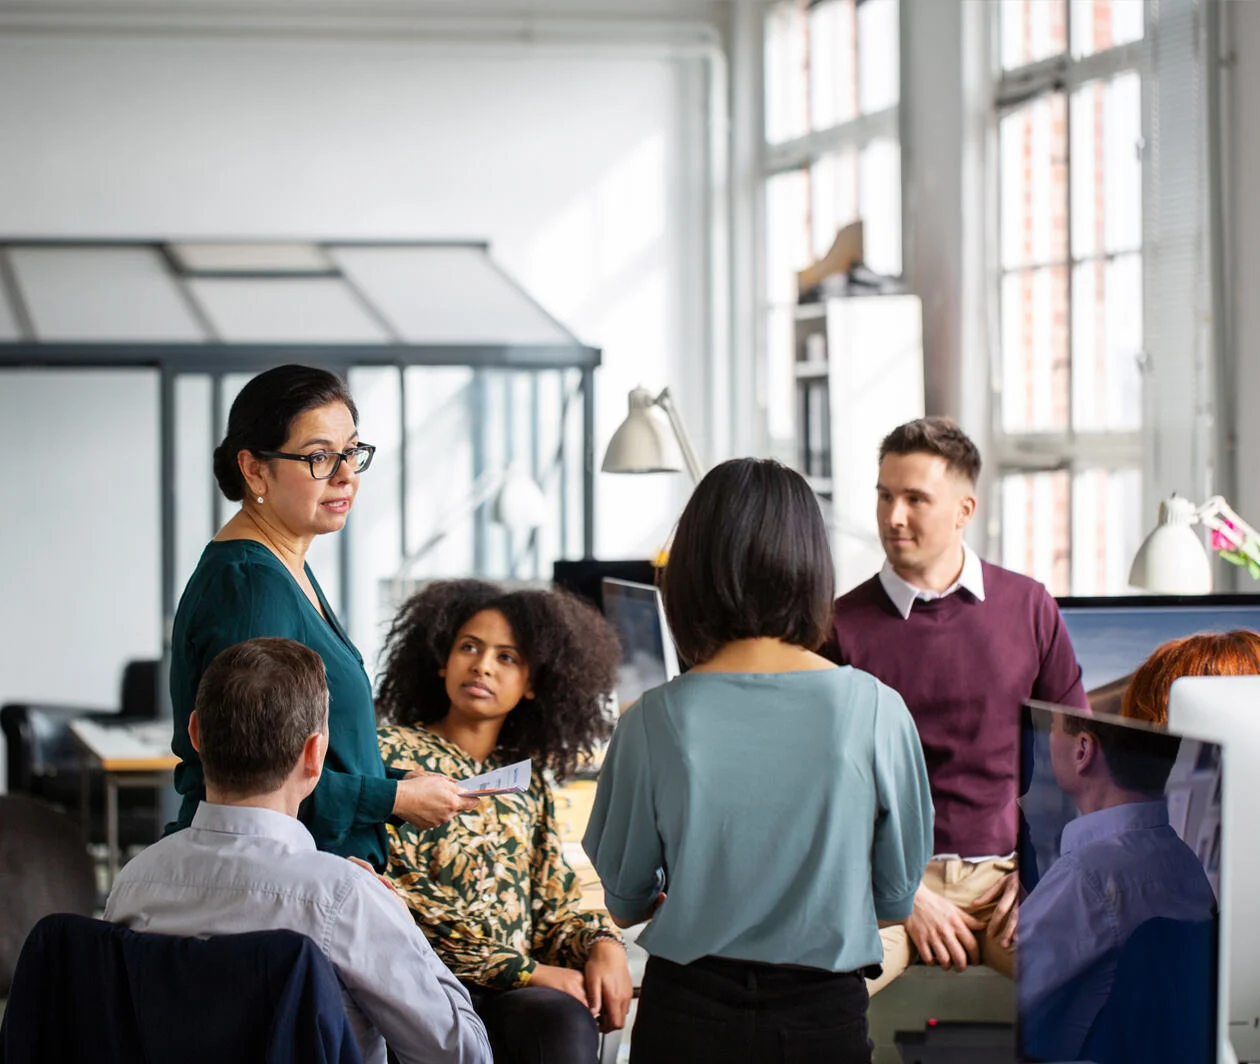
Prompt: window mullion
<box><xmin>764</xmin><ymin>105</ymin><xmax>898</xmax><ymax>174</ymax></box>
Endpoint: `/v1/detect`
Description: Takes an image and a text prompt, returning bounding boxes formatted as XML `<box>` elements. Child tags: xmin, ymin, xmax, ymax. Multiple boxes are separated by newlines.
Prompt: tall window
<box><xmin>995</xmin><ymin>0</ymin><xmax>1147</xmax><ymax>596</ymax></box>
<box><xmin>762</xmin><ymin>0</ymin><xmax>901</xmax><ymax>450</ymax></box>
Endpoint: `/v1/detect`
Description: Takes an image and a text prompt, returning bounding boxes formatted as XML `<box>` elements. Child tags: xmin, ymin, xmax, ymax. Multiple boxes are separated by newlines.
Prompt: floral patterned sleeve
<box><xmin>527</xmin><ymin>783</ymin><xmax>623</xmax><ymax>969</ymax></box>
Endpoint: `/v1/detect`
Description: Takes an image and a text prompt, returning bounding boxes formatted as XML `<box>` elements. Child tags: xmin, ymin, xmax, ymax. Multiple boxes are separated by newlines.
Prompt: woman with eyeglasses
<box><xmin>168</xmin><ymin>364</ymin><xmax>479</xmax><ymax>865</ymax></box>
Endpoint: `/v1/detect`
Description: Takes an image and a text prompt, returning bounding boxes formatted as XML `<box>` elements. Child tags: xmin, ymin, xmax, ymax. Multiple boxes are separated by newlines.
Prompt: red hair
<box><xmin>1122</xmin><ymin>630</ymin><xmax>1260</xmax><ymax>726</ymax></box>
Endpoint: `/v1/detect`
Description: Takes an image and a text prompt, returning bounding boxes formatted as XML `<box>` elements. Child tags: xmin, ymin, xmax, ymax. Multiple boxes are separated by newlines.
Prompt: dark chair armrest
<box><xmin>1</xmin><ymin>703</ymin><xmax>117</xmax><ymax>795</ymax></box>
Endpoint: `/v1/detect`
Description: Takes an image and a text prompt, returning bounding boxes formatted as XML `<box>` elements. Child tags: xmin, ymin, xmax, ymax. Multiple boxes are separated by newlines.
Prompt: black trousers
<box><xmin>630</xmin><ymin>954</ymin><xmax>873</xmax><ymax>1064</ymax></box>
<box><xmin>462</xmin><ymin>982</ymin><xmax>600</xmax><ymax>1064</ymax></box>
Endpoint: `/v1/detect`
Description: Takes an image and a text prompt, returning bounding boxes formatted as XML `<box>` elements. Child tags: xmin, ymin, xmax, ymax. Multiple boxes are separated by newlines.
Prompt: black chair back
<box><xmin>0</xmin><ymin>913</ymin><xmax>363</xmax><ymax>1064</ymax></box>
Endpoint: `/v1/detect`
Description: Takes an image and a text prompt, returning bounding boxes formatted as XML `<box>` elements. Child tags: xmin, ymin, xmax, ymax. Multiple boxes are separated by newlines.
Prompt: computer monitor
<box><xmin>1018</xmin><ymin>701</ymin><xmax>1221</xmax><ymax>1064</ymax></box>
<box><xmin>552</xmin><ymin>559</ymin><xmax>657</xmax><ymax>611</ymax></box>
<box><xmin>600</xmin><ymin>578</ymin><xmax>680</xmax><ymax>712</ymax></box>
<box><xmin>1169</xmin><ymin>675</ymin><xmax>1260</xmax><ymax>1064</ymax></box>
<box><xmin>1057</xmin><ymin>594</ymin><xmax>1260</xmax><ymax>695</ymax></box>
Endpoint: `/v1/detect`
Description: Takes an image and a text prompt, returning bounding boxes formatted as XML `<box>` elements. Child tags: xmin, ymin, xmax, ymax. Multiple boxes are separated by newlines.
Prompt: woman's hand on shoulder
<box><xmin>529</xmin><ymin>963</ymin><xmax>589</xmax><ymax>1005</ymax></box>
<box><xmin>392</xmin><ymin>772</ymin><xmax>481</xmax><ymax>829</ymax></box>
<box><xmin>584</xmin><ymin>939</ymin><xmax>633</xmax><ymax>1032</ymax></box>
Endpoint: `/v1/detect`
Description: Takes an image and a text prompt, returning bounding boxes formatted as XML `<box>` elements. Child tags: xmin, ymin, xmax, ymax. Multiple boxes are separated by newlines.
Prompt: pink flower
<box><xmin>1212</xmin><ymin>518</ymin><xmax>1239</xmax><ymax>552</ymax></box>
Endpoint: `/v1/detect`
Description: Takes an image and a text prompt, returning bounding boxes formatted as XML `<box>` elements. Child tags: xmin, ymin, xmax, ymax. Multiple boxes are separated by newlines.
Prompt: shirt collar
<box><xmin>1059</xmin><ymin>799</ymin><xmax>1171</xmax><ymax>855</ymax></box>
<box><xmin>878</xmin><ymin>541</ymin><xmax>987</xmax><ymax>620</ymax></box>
<box><xmin>189</xmin><ymin>801</ymin><xmax>317</xmax><ymax>852</ymax></box>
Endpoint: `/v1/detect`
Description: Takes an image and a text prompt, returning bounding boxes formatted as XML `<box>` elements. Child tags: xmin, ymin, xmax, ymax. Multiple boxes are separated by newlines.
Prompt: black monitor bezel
<box><xmin>1057</xmin><ymin>592</ymin><xmax>1260</xmax><ymax>610</ymax></box>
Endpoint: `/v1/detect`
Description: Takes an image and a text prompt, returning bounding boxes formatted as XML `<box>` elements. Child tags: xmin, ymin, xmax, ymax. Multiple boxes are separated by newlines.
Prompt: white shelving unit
<box><xmin>793</xmin><ymin>294</ymin><xmax>925</xmax><ymax>593</ymax></box>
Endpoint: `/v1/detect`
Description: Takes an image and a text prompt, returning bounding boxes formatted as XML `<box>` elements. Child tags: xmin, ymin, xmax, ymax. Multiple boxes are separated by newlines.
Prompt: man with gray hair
<box><xmin>105</xmin><ymin>637</ymin><xmax>491</xmax><ymax>1064</ymax></box>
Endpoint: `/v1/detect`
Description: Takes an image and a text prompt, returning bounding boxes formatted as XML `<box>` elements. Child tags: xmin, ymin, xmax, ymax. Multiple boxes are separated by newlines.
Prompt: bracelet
<box><xmin>589</xmin><ymin>933</ymin><xmax>625</xmax><ymax>951</ymax></box>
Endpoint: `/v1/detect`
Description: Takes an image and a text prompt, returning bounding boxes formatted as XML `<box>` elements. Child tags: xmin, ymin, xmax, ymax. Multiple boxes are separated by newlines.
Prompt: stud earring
<box><xmin>256</xmin><ymin>495</ymin><xmax>264</xmax><ymax>504</ymax></box>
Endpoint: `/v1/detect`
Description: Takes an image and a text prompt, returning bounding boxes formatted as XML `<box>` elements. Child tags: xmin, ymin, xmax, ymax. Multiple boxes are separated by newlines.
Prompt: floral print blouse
<box><xmin>378</xmin><ymin>724</ymin><xmax>621</xmax><ymax>989</ymax></box>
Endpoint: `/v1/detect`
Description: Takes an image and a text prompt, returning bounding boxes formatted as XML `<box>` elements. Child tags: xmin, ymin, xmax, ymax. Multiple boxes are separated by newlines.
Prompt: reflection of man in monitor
<box><xmin>1019</xmin><ymin>705</ymin><xmax>1217</xmax><ymax>1063</ymax></box>
<box><xmin>601</xmin><ymin>579</ymin><xmax>680</xmax><ymax>712</ymax></box>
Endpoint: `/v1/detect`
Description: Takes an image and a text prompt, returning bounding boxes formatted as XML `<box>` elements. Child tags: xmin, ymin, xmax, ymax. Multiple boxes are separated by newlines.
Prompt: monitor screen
<box><xmin>1169</xmin><ymin>675</ymin><xmax>1260</xmax><ymax>1064</ymax></box>
<box><xmin>1018</xmin><ymin>701</ymin><xmax>1220</xmax><ymax>1064</ymax></box>
<box><xmin>1057</xmin><ymin>594</ymin><xmax>1260</xmax><ymax>696</ymax></box>
<box><xmin>552</xmin><ymin>559</ymin><xmax>657</xmax><ymax>611</ymax></box>
<box><xmin>601</xmin><ymin>578</ymin><xmax>680</xmax><ymax>712</ymax></box>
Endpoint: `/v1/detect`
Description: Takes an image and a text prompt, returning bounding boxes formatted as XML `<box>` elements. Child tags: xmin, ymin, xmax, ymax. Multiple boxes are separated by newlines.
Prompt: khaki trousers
<box><xmin>868</xmin><ymin>857</ymin><xmax>1016</xmax><ymax>996</ymax></box>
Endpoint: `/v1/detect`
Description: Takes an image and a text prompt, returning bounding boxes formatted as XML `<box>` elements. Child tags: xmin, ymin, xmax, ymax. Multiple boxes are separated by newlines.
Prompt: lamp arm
<box><xmin>654</xmin><ymin>388</ymin><xmax>705</xmax><ymax>485</ymax></box>
<box><xmin>395</xmin><ymin>467</ymin><xmax>505</xmax><ymax>582</ymax></box>
<box><xmin>1197</xmin><ymin>496</ymin><xmax>1260</xmax><ymax>562</ymax></box>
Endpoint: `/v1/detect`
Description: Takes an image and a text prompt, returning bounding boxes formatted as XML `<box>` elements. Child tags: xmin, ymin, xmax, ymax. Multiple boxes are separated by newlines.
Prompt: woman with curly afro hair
<box><xmin>376</xmin><ymin>579</ymin><xmax>632</xmax><ymax>1064</ymax></box>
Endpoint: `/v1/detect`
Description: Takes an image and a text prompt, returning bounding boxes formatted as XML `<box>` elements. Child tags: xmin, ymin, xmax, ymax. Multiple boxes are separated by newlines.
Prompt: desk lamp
<box><xmin>601</xmin><ymin>386</ymin><xmax>704</xmax><ymax>567</ymax></box>
<box><xmin>1129</xmin><ymin>494</ymin><xmax>1260</xmax><ymax>594</ymax></box>
<box><xmin>601</xmin><ymin>386</ymin><xmax>704</xmax><ymax>485</ymax></box>
<box><xmin>394</xmin><ymin>463</ymin><xmax>547</xmax><ymax>584</ymax></box>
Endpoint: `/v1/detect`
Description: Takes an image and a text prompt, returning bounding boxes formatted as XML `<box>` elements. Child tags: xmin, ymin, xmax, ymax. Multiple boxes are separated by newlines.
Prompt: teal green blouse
<box><xmin>169</xmin><ymin>540</ymin><xmax>397</xmax><ymax>865</ymax></box>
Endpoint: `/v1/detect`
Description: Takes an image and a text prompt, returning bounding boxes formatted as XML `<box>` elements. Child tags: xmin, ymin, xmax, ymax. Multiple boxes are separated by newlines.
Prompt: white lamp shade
<box><xmin>1128</xmin><ymin>497</ymin><xmax>1213</xmax><ymax>594</ymax></box>
<box><xmin>493</xmin><ymin>466</ymin><xmax>548</xmax><ymax>532</ymax></box>
<box><xmin>601</xmin><ymin>386</ymin><xmax>684</xmax><ymax>474</ymax></box>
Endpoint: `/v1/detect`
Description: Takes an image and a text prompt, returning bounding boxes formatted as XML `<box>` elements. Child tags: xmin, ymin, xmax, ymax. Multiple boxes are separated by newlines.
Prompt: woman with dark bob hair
<box><xmin>377</xmin><ymin>580</ymin><xmax>633</xmax><ymax>1064</ymax></box>
<box><xmin>583</xmin><ymin>457</ymin><xmax>934</xmax><ymax>1064</ymax></box>
<box><xmin>169</xmin><ymin>364</ymin><xmax>477</xmax><ymax>865</ymax></box>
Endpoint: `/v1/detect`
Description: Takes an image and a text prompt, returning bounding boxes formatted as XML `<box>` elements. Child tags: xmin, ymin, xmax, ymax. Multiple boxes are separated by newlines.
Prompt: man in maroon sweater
<box><xmin>824</xmin><ymin>417</ymin><xmax>1087</xmax><ymax>992</ymax></box>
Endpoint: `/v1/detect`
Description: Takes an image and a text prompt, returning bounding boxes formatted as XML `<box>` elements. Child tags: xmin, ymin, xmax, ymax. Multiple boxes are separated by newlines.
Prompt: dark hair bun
<box><xmin>213</xmin><ymin>441</ymin><xmax>247</xmax><ymax>502</ymax></box>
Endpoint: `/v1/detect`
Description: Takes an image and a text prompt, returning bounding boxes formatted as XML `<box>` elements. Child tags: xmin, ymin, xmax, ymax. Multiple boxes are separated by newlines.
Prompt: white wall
<box><xmin>0</xmin><ymin>370</ymin><xmax>163</xmax><ymax>715</ymax></box>
<box><xmin>0</xmin><ymin>27</ymin><xmax>718</xmax><ymax>787</ymax></box>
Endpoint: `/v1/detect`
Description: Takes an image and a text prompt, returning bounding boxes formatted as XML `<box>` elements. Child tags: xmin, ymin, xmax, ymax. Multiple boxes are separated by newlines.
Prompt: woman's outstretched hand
<box><xmin>393</xmin><ymin>770</ymin><xmax>482</xmax><ymax>829</ymax></box>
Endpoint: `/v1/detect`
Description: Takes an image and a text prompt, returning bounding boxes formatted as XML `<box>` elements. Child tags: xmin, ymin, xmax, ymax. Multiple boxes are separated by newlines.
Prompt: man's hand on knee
<box><xmin>904</xmin><ymin>884</ymin><xmax>987</xmax><ymax>971</ymax></box>
<box><xmin>974</xmin><ymin>870</ymin><xmax>1020</xmax><ymax>949</ymax></box>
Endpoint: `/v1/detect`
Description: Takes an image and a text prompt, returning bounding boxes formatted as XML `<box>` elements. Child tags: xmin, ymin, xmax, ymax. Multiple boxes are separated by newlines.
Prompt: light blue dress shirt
<box><xmin>583</xmin><ymin>666</ymin><xmax>933</xmax><ymax>973</ymax></box>
<box><xmin>1019</xmin><ymin>799</ymin><xmax>1217</xmax><ymax>1061</ymax></box>
<box><xmin>104</xmin><ymin>803</ymin><xmax>491</xmax><ymax>1064</ymax></box>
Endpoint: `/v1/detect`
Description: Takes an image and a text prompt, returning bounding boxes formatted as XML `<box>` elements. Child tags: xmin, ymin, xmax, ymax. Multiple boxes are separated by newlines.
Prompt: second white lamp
<box><xmin>1129</xmin><ymin>494</ymin><xmax>1260</xmax><ymax>594</ymax></box>
<box><xmin>1128</xmin><ymin>495</ymin><xmax>1214</xmax><ymax>594</ymax></box>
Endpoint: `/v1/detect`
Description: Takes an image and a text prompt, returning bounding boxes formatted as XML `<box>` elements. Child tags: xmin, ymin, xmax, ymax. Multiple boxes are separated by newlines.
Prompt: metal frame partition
<box><xmin>0</xmin><ymin>240</ymin><xmax>601</xmax><ymax>647</ymax></box>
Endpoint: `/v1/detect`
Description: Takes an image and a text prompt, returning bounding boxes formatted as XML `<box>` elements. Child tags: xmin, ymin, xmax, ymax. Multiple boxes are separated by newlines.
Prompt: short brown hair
<box><xmin>1122</xmin><ymin>630</ymin><xmax>1260</xmax><ymax>726</ymax></box>
<box><xmin>662</xmin><ymin>458</ymin><xmax>835</xmax><ymax>665</ymax></box>
<box><xmin>1061</xmin><ymin>712</ymin><xmax>1182</xmax><ymax>795</ymax></box>
<box><xmin>879</xmin><ymin>417</ymin><xmax>982</xmax><ymax>484</ymax></box>
<box><xmin>195</xmin><ymin>638</ymin><xmax>329</xmax><ymax>794</ymax></box>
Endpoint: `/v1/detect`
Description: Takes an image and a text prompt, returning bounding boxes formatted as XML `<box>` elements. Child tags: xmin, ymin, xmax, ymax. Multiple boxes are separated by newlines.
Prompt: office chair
<box><xmin>1</xmin><ymin>658</ymin><xmax>163</xmax><ymax>846</ymax></box>
<box><xmin>0</xmin><ymin>795</ymin><xmax>96</xmax><ymax>997</ymax></box>
<box><xmin>0</xmin><ymin>913</ymin><xmax>362</xmax><ymax>1064</ymax></box>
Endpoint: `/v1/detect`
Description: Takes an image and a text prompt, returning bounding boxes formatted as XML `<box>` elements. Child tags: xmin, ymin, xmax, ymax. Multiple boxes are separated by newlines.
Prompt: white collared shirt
<box><xmin>104</xmin><ymin>802</ymin><xmax>491</xmax><ymax>1064</ymax></box>
<box><xmin>878</xmin><ymin>541</ymin><xmax>987</xmax><ymax>620</ymax></box>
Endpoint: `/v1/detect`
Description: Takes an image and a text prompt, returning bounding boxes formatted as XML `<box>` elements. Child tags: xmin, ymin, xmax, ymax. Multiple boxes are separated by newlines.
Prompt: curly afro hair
<box><xmin>376</xmin><ymin>579</ymin><xmax>621</xmax><ymax>780</ymax></box>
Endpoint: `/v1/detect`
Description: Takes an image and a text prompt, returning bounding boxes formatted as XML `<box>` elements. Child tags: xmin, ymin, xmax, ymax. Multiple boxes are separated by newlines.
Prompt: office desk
<box><xmin>553</xmin><ymin>779</ymin><xmax>607</xmax><ymax>912</ymax></box>
<box><xmin>70</xmin><ymin>719</ymin><xmax>177</xmax><ymax>886</ymax></box>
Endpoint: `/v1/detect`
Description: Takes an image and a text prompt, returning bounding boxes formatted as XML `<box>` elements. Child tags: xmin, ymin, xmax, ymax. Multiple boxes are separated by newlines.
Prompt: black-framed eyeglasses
<box><xmin>254</xmin><ymin>444</ymin><xmax>376</xmax><ymax>480</ymax></box>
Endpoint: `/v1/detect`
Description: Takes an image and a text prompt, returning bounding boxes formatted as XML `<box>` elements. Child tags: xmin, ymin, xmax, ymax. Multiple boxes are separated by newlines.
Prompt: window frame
<box><xmin>991</xmin><ymin>2</ymin><xmax>1152</xmax><ymax>594</ymax></box>
<box><xmin>760</xmin><ymin>0</ymin><xmax>905</xmax><ymax>469</ymax></box>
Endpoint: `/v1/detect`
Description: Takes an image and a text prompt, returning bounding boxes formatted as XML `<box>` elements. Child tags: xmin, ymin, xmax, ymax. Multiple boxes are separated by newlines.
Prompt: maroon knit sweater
<box><xmin>824</xmin><ymin>560</ymin><xmax>1087</xmax><ymax>858</ymax></box>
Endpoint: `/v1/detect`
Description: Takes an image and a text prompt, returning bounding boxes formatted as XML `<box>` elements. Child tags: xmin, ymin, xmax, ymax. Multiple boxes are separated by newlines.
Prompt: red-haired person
<box><xmin>1121</xmin><ymin>630</ymin><xmax>1260</xmax><ymax>726</ymax></box>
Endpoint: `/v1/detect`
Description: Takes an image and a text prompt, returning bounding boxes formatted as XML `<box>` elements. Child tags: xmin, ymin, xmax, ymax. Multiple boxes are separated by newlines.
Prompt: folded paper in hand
<box><xmin>458</xmin><ymin>759</ymin><xmax>532</xmax><ymax>795</ymax></box>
